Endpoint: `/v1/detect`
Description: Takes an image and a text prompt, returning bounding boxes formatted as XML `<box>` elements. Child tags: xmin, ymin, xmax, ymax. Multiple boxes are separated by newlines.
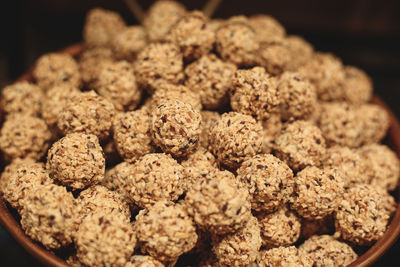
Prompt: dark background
<box><xmin>0</xmin><ymin>0</ymin><xmax>399</xmax><ymax>266</ymax></box>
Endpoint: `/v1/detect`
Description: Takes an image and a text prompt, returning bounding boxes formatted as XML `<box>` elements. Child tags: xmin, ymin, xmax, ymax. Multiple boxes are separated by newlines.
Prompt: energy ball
<box><xmin>143</xmin><ymin>0</ymin><xmax>186</xmax><ymax>42</ymax></box>
<box><xmin>299</xmin><ymin>235</ymin><xmax>357</xmax><ymax>267</ymax></box>
<box><xmin>21</xmin><ymin>184</ymin><xmax>79</xmax><ymax>250</ymax></box>
<box><xmin>199</xmin><ymin>111</ymin><xmax>220</xmax><ymax>149</ymax></box>
<box><xmin>134</xmin><ymin>42</ymin><xmax>184</xmax><ymax>94</ymax></box>
<box><xmin>0</xmin><ymin>158</ymin><xmax>35</xmax><ymax>197</ymax></box>
<box><xmin>335</xmin><ymin>184</ymin><xmax>396</xmax><ymax>246</ymax></box>
<box><xmin>82</xmin><ymin>7</ymin><xmax>126</xmax><ymax>48</ymax></box>
<box><xmin>261</xmin><ymin>113</ymin><xmax>283</xmax><ymax>154</ymax></box>
<box><xmin>257</xmin><ymin>40</ymin><xmax>292</xmax><ymax>75</ymax></box>
<box><xmin>237</xmin><ymin>154</ymin><xmax>294</xmax><ymax>212</ymax></box>
<box><xmin>230</xmin><ymin>67</ymin><xmax>280</xmax><ymax>120</ymax></box>
<box><xmin>274</xmin><ymin>120</ymin><xmax>326</xmax><ymax>171</ymax></box>
<box><xmin>150</xmin><ymin>84</ymin><xmax>202</xmax><ymax>112</ymax></box>
<box><xmin>127</xmin><ymin>153</ymin><xmax>185</xmax><ymax>208</ymax></box>
<box><xmin>75</xmin><ymin>213</ymin><xmax>136</xmax><ymax>267</ymax></box>
<box><xmin>185</xmin><ymin>170</ymin><xmax>251</xmax><ymax>235</ymax></box>
<box><xmin>151</xmin><ymin>99</ymin><xmax>201</xmax><ymax>158</ymax></box>
<box><xmin>95</xmin><ymin>60</ymin><xmax>142</xmax><ymax>111</ymax></box>
<box><xmin>209</xmin><ymin>112</ymin><xmax>263</xmax><ymax>169</ymax></box>
<box><xmin>78</xmin><ymin>47</ymin><xmax>114</xmax><ymax>87</ymax></box>
<box><xmin>257</xmin><ymin>206</ymin><xmax>301</xmax><ymax>248</ymax></box>
<box><xmin>257</xmin><ymin>246</ymin><xmax>312</xmax><ymax>267</ymax></box>
<box><xmin>167</xmin><ymin>10</ymin><xmax>214</xmax><ymax>62</ymax></box>
<box><xmin>212</xmin><ymin>215</ymin><xmax>262</xmax><ymax>267</ymax></box>
<box><xmin>102</xmin><ymin>162</ymin><xmax>133</xmax><ymax>201</ymax></box>
<box><xmin>318</xmin><ymin>102</ymin><xmax>364</xmax><ymax>148</ymax></box>
<box><xmin>46</xmin><ymin>133</ymin><xmax>105</xmax><ymax>190</ymax></box>
<box><xmin>290</xmin><ymin>166</ymin><xmax>344</xmax><ymax>220</ymax></box>
<box><xmin>357</xmin><ymin>104</ymin><xmax>390</xmax><ymax>145</ymax></box>
<box><xmin>33</xmin><ymin>53</ymin><xmax>81</xmax><ymax>91</ymax></box>
<box><xmin>0</xmin><ymin>81</ymin><xmax>44</xmax><ymax>117</ymax></box>
<box><xmin>358</xmin><ymin>144</ymin><xmax>400</xmax><ymax>191</ymax></box>
<box><xmin>0</xmin><ymin>115</ymin><xmax>52</xmax><ymax>162</ymax></box>
<box><xmin>112</xmin><ymin>26</ymin><xmax>147</xmax><ymax>61</ymax></box>
<box><xmin>343</xmin><ymin>66</ymin><xmax>373</xmax><ymax>105</ymax></box>
<box><xmin>126</xmin><ymin>256</ymin><xmax>164</xmax><ymax>267</ymax></box>
<box><xmin>57</xmin><ymin>91</ymin><xmax>115</xmax><ymax>140</ymax></box>
<box><xmin>135</xmin><ymin>201</ymin><xmax>197</xmax><ymax>262</ymax></box>
<box><xmin>113</xmin><ymin>109</ymin><xmax>155</xmax><ymax>163</ymax></box>
<box><xmin>285</xmin><ymin>35</ymin><xmax>314</xmax><ymax>71</ymax></box>
<box><xmin>278</xmin><ymin>72</ymin><xmax>317</xmax><ymax>120</ymax></box>
<box><xmin>185</xmin><ymin>54</ymin><xmax>237</xmax><ymax>109</ymax></box>
<box><xmin>249</xmin><ymin>14</ymin><xmax>286</xmax><ymax>43</ymax></box>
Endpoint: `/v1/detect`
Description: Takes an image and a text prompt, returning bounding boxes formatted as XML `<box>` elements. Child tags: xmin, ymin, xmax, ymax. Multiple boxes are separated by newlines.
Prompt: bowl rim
<box><xmin>0</xmin><ymin>43</ymin><xmax>400</xmax><ymax>267</ymax></box>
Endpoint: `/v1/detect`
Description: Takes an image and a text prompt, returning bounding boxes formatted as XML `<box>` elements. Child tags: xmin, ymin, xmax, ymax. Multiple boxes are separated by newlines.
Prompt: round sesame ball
<box><xmin>199</xmin><ymin>111</ymin><xmax>220</xmax><ymax>149</ymax></box>
<box><xmin>46</xmin><ymin>133</ymin><xmax>105</xmax><ymax>190</ymax></box>
<box><xmin>261</xmin><ymin>113</ymin><xmax>283</xmax><ymax>154</ymax></box>
<box><xmin>0</xmin><ymin>158</ymin><xmax>35</xmax><ymax>197</ymax></box>
<box><xmin>112</xmin><ymin>26</ymin><xmax>147</xmax><ymax>61</ymax></box>
<box><xmin>343</xmin><ymin>66</ymin><xmax>373</xmax><ymax>105</ymax></box>
<box><xmin>290</xmin><ymin>166</ymin><xmax>344</xmax><ymax>220</ymax></box>
<box><xmin>357</xmin><ymin>104</ymin><xmax>390</xmax><ymax>145</ymax></box>
<box><xmin>185</xmin><ymin>54</ymin><xmax>237</xmax><ymax>109</ymax></box>
<box><xmin>135</xmin><ymin>201</ymin><xmax>197</xmax><ymax>262</ymax></box>
<box><xmin>237</xmin><ymin>154</ymin><xmax>294</xmax><ymax>212</ymax></box>
<box><xmin>299</xmin><ymin>235</ymin><xmax>358</xmax><ymax>267</ymax></box>
<box><xmin>0</xmin><ymin>115</ymin><xmax>52</xmax><ymax>162</ymax></box>
<box><xmin>1</xmin><ymin>81</ymin><xmax>44</xmax><ymax>117</ymax></box>
<box><xmin>20</xmin><ymin>184</ymin><xmax>79</xmax><ymax>249</ymax></box>
<box><xmin>209</xmin><ymin>112</ymin><xmax>263</xmax><ymax>169</ymax></box>
<box><xmin>335</xmin><ymin>183</ymin><xmax>395</xmax><ymax>246</ymax></box>
<box><xmin>257</xmin><ymin>246</ymin><xmax>313</xmax><ymax>267</ymax></box>
<box><xmin>33</xmin><ymin>53</ymin><xmax>81</xmax><ymax>91</ymax></box>
<box><xmin>274</xmin><ymin>120</ymin><xmax>326</xmax><ymax>171</ymax></box>
<box><xmin>127</xmin><ymin>153</ymin><xmax>185</xmax><ymax>208</ymax></box>
<box><xmin>57</xmin><ymin>91</ymin><xmax>115</xmax><ymax>140</ymax></box>
<box><xmin>75</xmin><ymin>213</ymin><xmax>136</xmax><ymax>267</ymax></box>
<box><xmin>125</xmin><ymin>255</ymin><xmax>164</xmax><ymax>267</ymax></box>
<box><xmin>257</xmin><ymin>40</ymin><xmax>292</xmax><ymax>75</ymax></box>
<box><xmin>78</xmin><ymin>47</ymin><xmax>114</xmax><ymax>87</ymax></box>
<box><xmin>230</xmin><ymin>67</ymin><xmax>280</xmax><ymax>120</ymax></box>
<box><xmin>249</xmin><ymin>14</ymin><xmax>286</xmax><ymax>43</ymax></box>
<box><xmin>285</xmin><ymin>35</ymin><xmax>314</xmax><ymax>71</ymax></box>
<box><xmin>151</xmin><ymin>99</ymin><xmax>201</xmax><ymax>158</ymax></box>
<box><xmin>150</xmin><ymin>84</ymin><xmax>202</xmax><ymax>112</ymax></box>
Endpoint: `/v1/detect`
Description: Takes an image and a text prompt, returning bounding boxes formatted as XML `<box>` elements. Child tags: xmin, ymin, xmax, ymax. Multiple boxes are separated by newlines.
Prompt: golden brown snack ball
<box><xmin>46</xmin><ymin>133</ymin><xmax>105</xmax><ymax>190</ymax></box>
<box><xmin>285</xmin><ymin>35</ymin><xmax>314</xmax><ymax>71</ymax></box>
<box><xmin>199</xmin><ymin>111</ymin><xmax>220</xmax><ymax>149</ymax></box>
<box><xmin>343</xmin><ymin>65</ymin><xmax>373</xmax><ymax>105</ymax></box>
<box><xmin>135</xmin><ymin>201</ymin><xmax>198</xmax><ymax>263</ymax></box>
<box><xmin>357</xmin><ymin>104</ymin><xmax>390</xmax><ymax>145</ymax></box>
<box><xmin>185</xmin><ymin>54</ymin><xmax>237</xmax><ymax>110</ymax></box>
<box><xmin>150</xmin><ymin>84</ymin><xmax>202</xmax><ymax>112</ymax></box>
<box><xmin>257</xmin><ymin>246</ymin><xmax>312</xmax><ymax>267</ymax></box>
<box><xmin>237</xmin><ymin>154</ymin><xmax>294</xmax><ymax>212</ymax></box>
<box><xmin>257</xmin><ymin>40</ymin><xmax>292</xmax><ymax>76</ymax></box>
<box><xmin>209</xmin><ymin>112</ymin><xmax>263</xmax><ymax>169</ymax></box>
<box><xmin>261</xmin><ymin>113</ymin><xmax>283</xmax><ymax>154</ymax></box>
<box><xmin>102</xmin><ymin>162</ymin><xmax>134</xmax><ymax>201</ymax></box>
<box><xmin>78</xmin><ymin>47</ymin><xmax>114</xmax><ymax>87</ymax></box>
<box><xmin>57</xmin><ymin>91</ymin><xmax>115</xmax><ymax>140</ymax></box>
<box><xmin>0</xmin><ymin>158</ymin><xmax>35</xmax><ymax>197</ymax></box>
<box><xmin>0</xmin><ymin>81</ymin><xmax>44</xmax><ymax>117</ymax></box>
<box><xmin>82</xmin><ymin>7</ymin><xmax>126</xmax><ymax>48</ymax></box>
<box><xmin>230</xmin><ymin>67</ymin><xmax>280</xmax><ymax>120</ymax></box>
<box><xmin>33</xmin><ymin>53</ymin><xmax>81</xmax><ymax>91</ymax></box>
<box><xmin>112</xmin><ymin>26</ymin><xmax>147</xmax><ymax>61</ymax></box>
<box><xmin>274</xmin><ymin>120</ymin><xmax>326</xmax><ymax>171</ymax></box>
<box><xmin>0</xmin><ymin>115</ymin><xmax>52</xmax><ymax>162</ymax></box>
<box><xmin>125</xmin><ymin>255</ymin><xmax>164</xmax><ymax>267</ymax></box>
<box><xmin>249</xmin><ymin>14</ymin><xmax>286</xmax><ymax>43</ymax></box>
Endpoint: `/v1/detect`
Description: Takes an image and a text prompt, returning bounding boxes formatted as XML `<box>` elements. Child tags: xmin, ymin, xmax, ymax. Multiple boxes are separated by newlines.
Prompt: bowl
<box><xmin>0</xmin><ymin>43</ymin><xmax>400</xmax><ymax>267</ymax></box>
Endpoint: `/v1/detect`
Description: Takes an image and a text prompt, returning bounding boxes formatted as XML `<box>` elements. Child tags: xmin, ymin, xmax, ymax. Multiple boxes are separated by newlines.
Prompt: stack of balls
<box><xmin>0</xmin><ymin>1</ymin><xmax>399</xmax><ymax>266</ymax></box>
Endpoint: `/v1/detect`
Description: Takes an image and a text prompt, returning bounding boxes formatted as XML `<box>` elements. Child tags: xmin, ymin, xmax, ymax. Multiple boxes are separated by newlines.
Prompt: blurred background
<box><xmin>0</xmin><ymin>0</ymin><xmax>399</xmax><ymax>266</ymax></box>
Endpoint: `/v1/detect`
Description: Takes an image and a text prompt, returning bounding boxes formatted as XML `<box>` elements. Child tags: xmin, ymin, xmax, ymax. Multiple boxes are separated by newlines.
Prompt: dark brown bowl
<box><xmin>0</xmin><ymin>43</ymin><xmax>400</xmax><ymax>267</ymax></box>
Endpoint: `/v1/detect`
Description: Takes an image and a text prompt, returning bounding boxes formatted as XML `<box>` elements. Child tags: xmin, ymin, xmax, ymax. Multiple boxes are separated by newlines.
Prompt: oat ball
<box><xmin>257</xmin><ymin>40</ymin><xmax>292</xmax><ymax>76</ymax></box>
<box><xmin>237</xmin><ymin>154</ymin><xmax>294</xmax><ymax>212</ymax></box>
<box><xmin>20</xmin><ymin>184</ymin><xmax>78</xmax><ymax>249</ymax></box>
<box><xmin>95</xmin><ymin>60</ymin><xmax>142</xmax><ymax>111</ymax></box>
<box><xmin>249</xmin><ymin>14</ymin><xmax>286</xmax><ymax>43</ymax></box>
<box><xmin>46</xmin><ymin>133</ymin><xmax>105</xmax><ymax>190</ymax></box>
<box><xmin>185</xmin><ymin>54</ymin><xmax>237</xmax><ymax>109</ymax></box>
<box><xmin>126</xmin><ymin>255</ymin><xmax>164</xmax><ymax>267</ymax></box>
<box><xmin>285</xmin><ymin>35</ymin><xmax>314</xmax><ymax>71</ymax></box>
<box><xmin>33</xmin><ymin>53</ymin><xmax>81</xmax><ymax>91</ymax></box>
<box><xmin>278</xmin><ymin>72</ymin><xmax>317</xmax><ymax>120</ymax></box>
<box><xmin>0</xmin><ymin>158</ymin><xmax>35</xmax><ymax>197</ymax></box>
<box><xmin>57</xmin><ymin>91</ymin><xmax>115</xmax><ymax>140</ymax></box>
<box><xmin>274</xmin><ymin>120</ymin><xmax>326</xmax><ymax>171</ymax></box>
<box><xmin>0</xmin><ymin>81</ymin><xmax>44</xmax><ymax>117</ymax></box>
<box><xmin>75</xmin><ymin>213</ymin><xmax>136</xmax><ymax>267</ymax></box>
<box><xmin>299</xmin><ymin>235</ymin><xmax>357</xmax><ymax>267</ymax></box>
<box><xmin>357</xmin><ymin>104</ymin><xmax>390</xmax><ymax>145</ymax></box>
<box><xmin>113</xmin><ymin>109</ymin><xmax>155</xmax><ymax>163</ymax></box>
<box><xmin>230</xmin><ymin>67</ymin><xmax>280</xmax><ymax>120</ymax></box>
<box><xmin>127</xmin><ymin>153</ymin><xmax>185</xmax><ymax>208</ymax></box>
<box><xmin>150</xmin><ymin>84</ymin><xmax>202</xmax><ymax>112</ymax></box>
<box><xmin>102</xmin><ymin>162</ymin><xmax>133</xmax><ymax>200</ymax></box>
<box><xmin>134</xmin><ymin>42</ymin><xmax>184</xmax><ymax>94</ymax></box>
<box><xmin>135</xmin><ymin>201</ymin><xmax>197</xmax><ymax>262</ymax></box>
<box><xmin>257</xmin><ymin>246</ymin><xmax>312</xmax><ymax>267</ymax></box>
<box><xmin>209</xmin><ymin>112</ymin><xmax>263</xmax><ymax>169</ymax></box>
<box><xmin>212</xmin><ymin>215</ymin><xmax>262</xmax><ymax>267</ymax></box>
<box><xmin>143</xmin><ymin>0</ymin><xmax>186</xmax><ymax>42</ymax></box>
<box><xmin>185</xmin><ymin>170</ymin><xmax>251</xmax><ymax>235</ymax></box>
<box><xmin>335</xmin><ymin>184</ymin><xmax>396</xmax><ymax>246</ymax></box>
<box><xmin>343</xmin><ymin>66</ymin><xmax>373</xmax><ymax>105</ymax></box>
<box><xmin>318</xmin><ymin>102</ymin><xmax>364</xmax><ymax>148</ymax></box>
<box><xmin>261</xmin><ymin>113</ymin><xmax>282</xmax><ymax>154</ymax></box>
<box><xmin>151</xmin><ymin>99</ymin><xmax>201</xmax><ymax>158</ymax></box>
<box><xmin>358</xmin><ymin>144</ymin><xmax>400</xmax><ymax>191</ymax></box>
<box><xmin>300</xmin><ymin>216</ymin><xmax>335</xmax><ymax>240</ymax></box>
<box><xmin>199</xmin><ymin>111</ymin><xmax>220</xmax><ymax>149</ymax></box>
<box><xmin>291</xmin><ymin>166</ymin><xmax>344</xmax><ymax>219</ymax></box>
<box><xmin>0</xmin><ymin>115</ymin><xmax>52</xmax><ymax>162</ymax></box>
<box><xmin>83</xmin><ymin>7</ymin><xmax>126</xmax><ymax>48</ymax></box>
<box><xmin>167</xmin><ymin>11</ymin><xmax>214</xmax><ymax>62</ymax></box>
<box><xmin>112</xmin><ymin>26</ymin><xmax>147</xmax><ymax>61</ymax></box>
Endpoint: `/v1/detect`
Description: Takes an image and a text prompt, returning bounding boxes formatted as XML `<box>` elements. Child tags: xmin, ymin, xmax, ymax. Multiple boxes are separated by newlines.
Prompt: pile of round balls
<box><xmin>0</xmin><ymin>1</ymin><xmax>399</xmax><ymax>266</ymax></box>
